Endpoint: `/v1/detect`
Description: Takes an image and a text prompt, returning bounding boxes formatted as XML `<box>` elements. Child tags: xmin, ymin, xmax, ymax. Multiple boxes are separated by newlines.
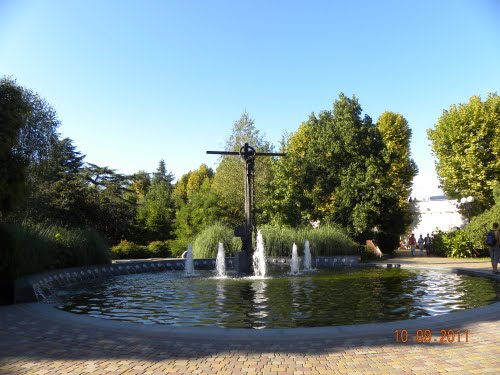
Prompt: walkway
<box><xmin>1</xmin><ymin>256</ymin><xmax>499</xmax><ymax>374</ymax></box>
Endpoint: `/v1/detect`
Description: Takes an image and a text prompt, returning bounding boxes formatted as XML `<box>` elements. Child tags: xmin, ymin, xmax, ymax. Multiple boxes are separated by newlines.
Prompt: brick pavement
<box><xmin>1</xmin><ymin>257</ymin><xmax>499</xmax><ymax>374</ymax></box>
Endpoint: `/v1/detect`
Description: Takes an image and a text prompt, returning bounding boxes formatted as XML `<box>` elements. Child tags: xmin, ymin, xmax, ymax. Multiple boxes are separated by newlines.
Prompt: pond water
<box><xmin>50</xmin><ymin>267</ymin><xmax>499</xmax><ymax>329</ymax></box>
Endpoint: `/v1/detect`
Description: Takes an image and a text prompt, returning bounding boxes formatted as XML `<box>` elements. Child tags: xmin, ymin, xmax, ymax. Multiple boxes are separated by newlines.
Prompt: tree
<box><xmin>376</xmin><ymin>112</ymin><xmax>418</xmax><ymax>205</ymax></box>
<box><xmin>172</xmin><ymin>171</ymin><xmax>192</xmax><ymax>204</ymax></box>
<box><xmin>152</xmin><ymin>159</ymin><xmax>174</xmax><ymax>185</ymax></box>
<box><xmin>12</xmin><ymin>82</ymin><xmax>59</xmax><ymax>167</ymax></box>
<box><xmin>271</xmin><ymin>93</ymin><xmax>411</xmax><ymax>251</ymax></box>
<box><xmin>21</xmin><ymin>138</ymin><xmax>87</xmax><ymax>225</ymax></box>
<box><xmin>171</xmin><ymin>164</ymin><xmax>218</xmax><ymax>255</ymax></box>
<box><xmin>131</xmin><ymin>170</ymin><xmax>151</xmax><ymax>200</ymax></box>
<box><xmin>211</xmin><ymin>112</ymin><xmax>275</xmax><ymax>226</ymax></box>
<box><xmin>137</xmin><ymin>159</ymin><xmax>175</xmax><ymax>241</ymax></box>
<box><xmin>82</xmin><ymin>163</ymin><xmax>135</xmax><ymax>242</ymax></box>
<box><xmin>427</xmin><ymin>93</ymin><xmax>500</xmax><ymax>211</ymax></box>
<box><xmin>172</xmin><ymin>177</ymin><xmax>222</xmax><ymax>255</ymax></box>
<box><xmin>186</xmin><ymin>164</ymin><xmax>214</xmax><ymax>197</ymax></box>
<box><xmin>376</xmin><ymin>112</ymin><xmax>419</xmax><ymax>247</ymax></box>
<box><xmin>0</xmin><ymin>77</ymin><xmax>29</xmax><ymax>217</ymax></box>
<box><xmin>0</xmin><ymin>77</ymin><xmax>29</xmax><ymax>304</ymax></box>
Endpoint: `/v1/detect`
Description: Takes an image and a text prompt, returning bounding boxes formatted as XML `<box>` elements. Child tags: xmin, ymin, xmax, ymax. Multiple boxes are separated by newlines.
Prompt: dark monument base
<box><xmin>234</xmin><ymin>251</ymin><xmax>250</xmax><ymax>275</ymax></box>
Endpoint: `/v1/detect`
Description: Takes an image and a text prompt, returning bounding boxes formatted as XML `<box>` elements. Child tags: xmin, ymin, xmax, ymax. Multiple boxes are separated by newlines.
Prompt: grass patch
<box><xmin>192</xmin><ymin>223</ymin><xmax>239</xmax><ymax>258</ymax></box>
<box><xmin>260</xmin><ymin>224</ymin><xmax>360</xmax><ymax>257</ymax></box>
<box><xmin>1</xmin><ymin>222</ymin><xmax>111</xmax><ymax>277</ymax></box>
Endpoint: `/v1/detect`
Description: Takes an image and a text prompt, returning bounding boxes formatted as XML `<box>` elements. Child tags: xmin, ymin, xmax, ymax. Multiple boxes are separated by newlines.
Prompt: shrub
<box><xmin>147</xmin><ymin>241</ymin><xmax>170</xmax><ymax>258</ymax></box>
<box><xmin>111</xmin><ymin>240</ymin><xmax>148</xmax><ymax>260</ymax></box>
<box><xmin>465</xmin><ymin>186</ymin><xmax>500</xmax><ymax>256</ymax></box>
<box><xmin>432</xmin><ymin>229</ymin><xmax>473</xmax><ymax>258</ymax></box>
<box><xmin>192</xmin><ymin>223</ymin><xmax>237</xmax><ymax>258</ymax></box>
<box><xmin>430</xmin><ymin>185</ymin><xmax>500</xmax><ymax>258</ymax></box>
<box><xmin>168</xmin><ymin>238</ymin><xmax>190</xmax><ymax>258</ymax></box>
<box><xmin>111</xmin><ymin>240</ymin><xmax>171</xmax><ymax>259</ymax></box>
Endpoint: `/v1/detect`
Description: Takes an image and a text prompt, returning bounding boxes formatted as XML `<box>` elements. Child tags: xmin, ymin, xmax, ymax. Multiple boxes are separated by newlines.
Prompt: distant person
<box><xmin>486</xmin><ymin>222</ymin><xmax>499</xmax><ymax>273</ymax></box>
<box><xmin>409</xmin><ymin>233</ymin><xmax>416</xmax><ymax>256</ymax></box>
<box><xmin>424</xmin><ymin>233</ymin><xmax>432</xmax><ymax>255</ymax></box>
<box><xmin>418</xmin><ymin>235</ymin><xmax>424</xmax><ymax>256</ymax></box>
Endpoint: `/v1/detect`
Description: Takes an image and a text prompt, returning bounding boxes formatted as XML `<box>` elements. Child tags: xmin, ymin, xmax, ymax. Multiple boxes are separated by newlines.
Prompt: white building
<box><xmin>411</xmin><ymin>195</ymin><xmax>465</xmax><ymax>237</ymax></box>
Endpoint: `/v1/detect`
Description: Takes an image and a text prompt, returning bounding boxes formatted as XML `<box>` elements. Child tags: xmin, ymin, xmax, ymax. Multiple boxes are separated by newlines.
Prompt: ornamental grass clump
<box><xmin>7</xmin><ymin>223</ymin><xmax>111</xmax><ymax>276</ymax></box>
<box><xmin>259</xmin><ymin>224</ymin><xmax>359</xmax><ymax>257</ymax></box>
<box><xmin>192</xmin><ymin>223</ymin><xmax>236</xmax><ymax>258</ymax></box>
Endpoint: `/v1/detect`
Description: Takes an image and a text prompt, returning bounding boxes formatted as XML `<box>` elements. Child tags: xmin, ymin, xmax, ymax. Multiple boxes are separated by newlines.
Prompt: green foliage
<box><xmin>464</xmin><ymin>184</ymin><xmax>500</xmax><ymax>255</ymax></box>
<box><xmin>1</xmin><ymin>223</ymin><xmax>110</xmax><ymax>277</ymax></box>
<box><xmin>192</xmin><ymin>223</ymin><xmax>237</xmax><ymax>258</ymax></box>
<box><xmin>270</xmin><ymin>94</ymin><xmax>416</xmax><ymax>252</ymax></box>
<box><xmin>172</xmin><ymin>176</ymin><xmax>221</xmax><ymax>255</ymax></box>
<box><xmin>137</xmin><ymin>160</ymin><xmax>175</xmax><ymax>241</ymax></box>
<box><xmin>431</xmin><ymin>229</ymin><xmax>473</xmax><ymax>258</ymax></box>
<box><xmin>112</xmin><ymin>240</ymin><xmax>149</xmax><ymax>259</ymax></box>
<box><xmin>428</xmin><ymin>93</ymin><xmax>500</xmax><ymax>211</ymax></box>
<box><xmin>377</xmin><ymin>112</ymin><xmax>418</xmax><ymax>206</ymax></box>
<box><xmin>131</xmin><ymin>170</ymin><xmax>151</xmax><ymax>199</ymax></box>
<box><xmin>374</xmin><ymin>112</ymin><xmax>418</xmax><ymax>245</ymax></box>
<box><xmin>185</xmin><ymin>164</ymin><xmax>214</xmax><ymax>197</ymax></box>
<box><xmin>111</xmin><ymin>240</ymin><xmax>170</xmax><ymax>259</ymax></box>
<box><xmin>259</xmin><ymin>224</ymin><xmax>360</xmax><ymax>257</ymax></box>
<box><xmin>11</xmin><ymin>80</ymin><xmax>59</xmax><ymax>167</ymax></box>
<box><xmin>147</xmin><ymin>241</ymin><xmax>170</xmax><ymax>257</ymax></box>
<box><xmin>0</xmin><ymin>77</ymin><xmax>29</xmax><ymax>216</ymax></box>
<box><xmin>259</xmin><ymin>225</ymin><xmax>297</xmax><ymax>257</ymax></box>
<box><xmin>13</xmin><ymin>143</ymin><xmax>136</xmax><ymax>244</ymax></box>
<box><xmin>211</xmin><ymin>112</ymin><xmax>275</xmax><ymax>226</ymax></box>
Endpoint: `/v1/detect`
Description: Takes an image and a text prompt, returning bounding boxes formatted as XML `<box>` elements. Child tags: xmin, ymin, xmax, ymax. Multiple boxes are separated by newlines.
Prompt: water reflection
<box><xmin>51</xmin><ymin>268</ymin><xmax>498</xmax><ymax>329</ymax></box>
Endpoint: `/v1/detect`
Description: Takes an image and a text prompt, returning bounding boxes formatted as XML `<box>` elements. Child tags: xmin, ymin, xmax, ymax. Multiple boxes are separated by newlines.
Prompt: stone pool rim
<box><xmin>11</xmin><ymin>297</ymin><xmax>500</xmax><ymax>341</ymax></box>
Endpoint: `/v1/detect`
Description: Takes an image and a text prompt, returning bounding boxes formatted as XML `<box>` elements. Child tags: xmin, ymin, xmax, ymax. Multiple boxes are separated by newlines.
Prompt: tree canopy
<box><xmin>0</xmin><ymin>77</ymin><xmax>29</xmax><ymax>216</ymax></box>
<box><xmin>427</xmin><ymin>93</ymin><xmax>500</xmax><ymax>210</ymax></box>
<box><xmin>270</xmin><ymin>94</ymin><xmax>417</xmax><ymax>250</ymax></box>
<box><xmin>211</xmin><ymin>112</ymin><xmax>275</xmax><ymax>226</ymax></box>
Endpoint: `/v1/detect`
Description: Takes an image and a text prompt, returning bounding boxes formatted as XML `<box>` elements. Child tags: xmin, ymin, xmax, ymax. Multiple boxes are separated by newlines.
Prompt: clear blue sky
<box><xmin>1</xmin><ymin>0</ymin><xmax>499</xmax><ymax>198</ymax></box>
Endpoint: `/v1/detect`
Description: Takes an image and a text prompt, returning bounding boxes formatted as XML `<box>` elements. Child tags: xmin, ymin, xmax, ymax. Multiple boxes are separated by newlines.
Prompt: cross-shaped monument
<box><xmin>207</xmin><ymin>143</ymin><xmax>285</xmax><ymax>274</ymax></box>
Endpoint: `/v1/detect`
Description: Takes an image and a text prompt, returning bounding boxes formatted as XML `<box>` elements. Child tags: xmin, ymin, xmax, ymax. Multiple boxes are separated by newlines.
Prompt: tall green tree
<box><xmin>21</xmin><ymin>137</ymin><xmax>87</xmax><ymax>225</ymax></box>
<box><xmin>137</xmin><ymin>159</ymin><xmax>175</xmax><ymax>241</ymax></box>
<box><xmin>186</xmin><ymin>163</ymin><xmax>214</xmax><ymax>197</ymax></box>
<box><xmin>130</xmin><ymin>170</ymin><xmax>151</xmax><ymax>202</ymax></box>
<box><xmin>427</xmin><ymin>93</ymin><xmax>500</xmax><ymax>210</ymax></box>
<box><xmin>13</xmin><ymin>82</ymin><xmax>59</xmax><ymax>167</ymax></box>
<box><xmin>152</xmin><ymin>159</ymin><xmax>174</xmax><ymax>185</ymax></box>
<box><xmin>212</xmin><ymin>112</ymin><xmax>275</xmax><ymax>226</ymax></box>
<box><xmin>377</xmin><ymin>112</ymin><xmax>418</xmax><ymax>205</ymax></box>
<box><xmin>82</xmin><ymin>163</ymin><xmax>135</xmax><ymax>242</ymax></box>
<box><xmin>172</xmin><ymin>172</ymin><xmax>221</xmax><ymax>255</ymax></box>
<box><xmin>376</xmin><ymin>112</ymin><xmax>419</xmax><ymax>245</ymax></box>
<box><xmin>0</xmin><ymin>77</ymin><xmax>29</xmax><ymax>217</ymax></box>
<box><xmin>271</xmin><ymin>93</ymin><xmax>411</xmax><ymax>250</ymax></box>
<box><xmin>0</xmin><ymin>77</ymin><xmax>29</xmax><ymax>304</ymax></box>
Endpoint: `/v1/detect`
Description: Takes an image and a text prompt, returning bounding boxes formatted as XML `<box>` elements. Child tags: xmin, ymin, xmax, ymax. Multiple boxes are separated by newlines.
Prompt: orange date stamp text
<box><xmin>393</xmin><ymin>329</ymin><xmax>470</xmax><ymax>343</ymax></box>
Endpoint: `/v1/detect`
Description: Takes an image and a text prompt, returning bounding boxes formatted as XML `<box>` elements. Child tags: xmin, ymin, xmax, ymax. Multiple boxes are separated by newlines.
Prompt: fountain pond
<box><xmin>48</xmin><ymin>266</ymin><xmax>499</xmax><ymax>329</ymax></box>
